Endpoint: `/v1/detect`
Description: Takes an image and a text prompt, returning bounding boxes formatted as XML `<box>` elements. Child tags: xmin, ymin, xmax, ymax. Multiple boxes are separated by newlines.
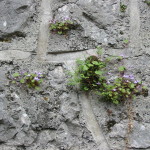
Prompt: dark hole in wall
<box><xmin>0</xmin><ymin>31</ymin><xmax>26</xmax><ymax>42</ymax></box>
<box><xmin>106</xmin><ymin>120</ymin><xmax>116</xmax><ymax>132</ymax></box>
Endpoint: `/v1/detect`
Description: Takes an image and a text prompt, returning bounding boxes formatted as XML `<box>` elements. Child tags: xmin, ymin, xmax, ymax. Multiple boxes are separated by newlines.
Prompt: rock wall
<box><xmin>0</xmin><ymin>0</ymin><xmax>150</xmax><ymax>150</ymax></box>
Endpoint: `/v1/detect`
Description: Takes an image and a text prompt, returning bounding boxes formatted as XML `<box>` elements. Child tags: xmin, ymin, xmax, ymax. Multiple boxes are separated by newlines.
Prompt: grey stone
<box><xmin>0</xmin><ymin>0</ymin><xmax>35</xmax><ymax>39</ymax></box>
<box><xmin>0</xmin><ymin>145</ymin><xmax>17</xmax><ymax>150</ymax></box>
<box><xmin>129</xmin><ymin>122</ymin><xmax>150</xmax><ymax>149</ymax></box>
<box><xmin>0</xmin><ymin>127</ymin><xmax>17</xmax><ymax>142</ymax></box>
<box><xmin>109</xmin><ymin>120</ymin><xmax>127</xmax><ymax>138</ymax></box>
<box><xmin>60</xmin><ymin>92</ymin><xmax>80</xmax><ymax>121</ymax></box>
<box><xmin>48</xmin><ymin>0</ymin><xmax>129</xmax><ymax>53</ymax></box>
<box><xmin>0</xmin><ymin>0</ymin><xmax>149</xmax><ymax>150</ymax></box>
<box><xmin>55</xmin><ymin>123</ymin><xmax>74</xmax><ymax>149</ymax></box>
<box><xmin>0</xmin><ymin>69</ymin><xmax>7</xmax><ymax>90</ymax></box>
<box><xmin>109</xmin><ymin>121</ymin><xmax>150</xmax><ymax>149</ymax></box>
<box><xmin>37</xmin><ymin>130</ymin><xmax>55</xmax><ymax>145</ymax></box>
<box><xmin>8</xmin><ymin>130</ymin><xmax>37</xmax><ymax>146</ymax></box>
<box><xmin>0</xmin><ymin>50</ymin><xmax>31</xmax><ymax>61</ymax></box>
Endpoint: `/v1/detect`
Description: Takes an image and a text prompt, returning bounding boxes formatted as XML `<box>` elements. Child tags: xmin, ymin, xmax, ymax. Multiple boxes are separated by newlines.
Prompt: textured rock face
<box><xmin>0</xmin><ymin>0</ymin><xmax>150</xmax><ymax>150</ymax></box>
<box><xmin>48</xmin><ymin>0</ymin><xmax>129</xmax><ymax>53</ymax></box>
<box><xmin>0</xmin><ymin>0</ymin><xmax>35</xmax><ymax>39</ymax></box>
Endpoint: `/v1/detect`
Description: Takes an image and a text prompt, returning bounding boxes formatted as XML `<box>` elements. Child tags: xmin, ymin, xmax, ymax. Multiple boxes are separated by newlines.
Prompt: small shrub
<box><xmin>11</xmin><ymin>71</ymin><xmax>44</xmax><ymax>90</ymax></box>
<box><xmin>49</xmin><ymin>17</ymin><xmax>75</xmax><ymax>35</ymax></box>
<box><xmin>68</xmin><ymin>50</ymin><xmax>148</xmax><ymax>104</ymax></box>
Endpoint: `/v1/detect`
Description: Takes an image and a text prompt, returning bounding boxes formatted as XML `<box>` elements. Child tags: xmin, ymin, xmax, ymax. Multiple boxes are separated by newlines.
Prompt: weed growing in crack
<box><xmin>49</xmin><ymin>17</ymin><xmax>76</xmax><ymax>35</ymax></box>
<box><xmin>10</xmin><ymin>71</ymin><xmax>44</xmax><ymax>90</ymax></box>
<box><xmin>68</xmin><ymin>49</ymin><xmax>148</xmax><ymax>104</ymax></box>
<box><xmin>120</xmin><ymin>2</ymin><xmax>127</xmax><ymax>12</ymax></box>
<box><xmin>123</xmin><ymin>39</ymin><xmax>129</xmax><ymax>44</ymax></box>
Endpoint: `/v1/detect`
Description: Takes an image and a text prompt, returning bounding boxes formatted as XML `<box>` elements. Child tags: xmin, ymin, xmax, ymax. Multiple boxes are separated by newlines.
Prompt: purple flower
<box><xmin>123</xmin><ymin>75</ymin><xmax>129</xmax><ymax>78</ymax></box>
<box><xmin>27</xmin><ymin>74</ymin><xmax>30</xmax><ymax>77</ymax></box>
<box><xmin>34</xmin><ymin>77</ymin><xmax>40</xmax><ymax>81</ymax></box>
<box><xmin>134</xmin><ymin>80</ymin><xmax>139</xmax><ymax>84</ymax></box>
<box><xmin>129</xmin><ymin>74</ymin><xmax>134</xmax><ymax>80</ymax></box>
<box><xmin>107</xmin><ymin>72</ymin><xmax>112</xmax><ymax>75</ymax></box>
<box><xmin>50</xmin><ymin>19</ymin><xmax>56</xmax><ymax>24</ymax></box>
<box><xmin>63</xmin><ymin>16</ymin><xmax>70</xmax><ymax>21</ymax></box>
<box><xmin>96</xmin><ymin>82</ymin><xmax>101</xmax><ymax>85</ymax></box>
<box><xmin>113</xmin><ymin>88</ymin><xmax>116</xmax><ymax>91</ymax></box>
<box><xmin>107</xmin><ymin>81</ymin><xmax>110</xmax><ymax>84</ymax></box>
<box><xmin>38</xmin><ymin>72</ymin><xmax>42</xmax><ymax>75</ymax></box>
<box><xmin>120</xmin><ymin>54</ymin><xmax>125</xmax><ymax>58</ymax></box>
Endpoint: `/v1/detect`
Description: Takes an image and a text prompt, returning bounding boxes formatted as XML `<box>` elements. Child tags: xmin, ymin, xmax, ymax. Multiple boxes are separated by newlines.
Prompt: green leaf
<box><xmin>76</xmin><ymin>59</ymin><xmax>84</xmax><ymax>65</ymax></box>
<box><xmin>13</xmin><ymin>73</ymin><xmax>20</xmax><ymax>77</ymax></box>
<box><xmin>87</xmin><ymin>64</ymin><xmax>94</xmax><ymax>67</ymax></box>
<box><xmin>113</xmin><ymin>100</ymin><xmax>119</xmax><ymax>104</ymax></box>
<box><xmin>121</xmin><ymin>89</ymin><xmax>126</xmax><ymax>93</ymax></box>
<box><xmin>83</xmin><ymin>65</ymin><xmax>88</xmax><ymax>71</ymax></box>
<box><xmin>92</xmin><ymin>61</ymin><xmax>99</xmax><ymax>65</ymax></box>
<box><xmin>118</xmin><ymin>66</ymin><xmax>126</xmax><ymax>72</ymax></box>
<box><xmin>130</xmin><ymin>83</ymin><xmax>135</xmax><ymax>89</ymax></box>
<box><xmin>95</xmin><ymin>70</ymin><xmax>103</xmax><ymax>75</ymax></box>
<box><xmin>35</xmin><ymin>87</ymin><xmax>40</xmax><ymax>90</ymax></box>
<box><xmin>83</xmin><ymin>87</ymin><xmax>89</xmax><ymax>91</ymax></box>
<box><xmin>142</xmin><ymin>86</ymin><xmax>147</xmax><ymax>89</ymax></box>
<box><xmin>20</xmin><ymin>79</ymin><xmax>25</xmax><ymax>83</ymax></box>
<box><xmin>12</xmin><ymin>81</ymin><xmax>16</xmax><ymax>84</ymax></box>
<box><xmin>32</xmin><ymin>80</ymin><xmax>35</xmax><ymax>83</ymax></box>
<box><xmin>123</xmin><ymin>39</ymin><xmax>129</xmax><ymax>44</ymax></box>
<box><xmin>58</xmin><ymin>31</ymin><xmax>63</xmax><ymax>34</ymax></box>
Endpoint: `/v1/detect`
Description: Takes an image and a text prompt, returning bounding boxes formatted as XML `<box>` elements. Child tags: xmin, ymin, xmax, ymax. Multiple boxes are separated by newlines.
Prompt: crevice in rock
<box><xmin>0</xmin><ymin>31</ymin><xmax>26</xmax><ymax>42</ymax></box>
<box><xmin>82</xmin><ymin>12</ymin><xmax>106</xmax><ymax>30</ymax></box>
<box><xmin>15</xmin><ymin>5</ymin><xmax>29</xmax><ymax>13</ymax></box>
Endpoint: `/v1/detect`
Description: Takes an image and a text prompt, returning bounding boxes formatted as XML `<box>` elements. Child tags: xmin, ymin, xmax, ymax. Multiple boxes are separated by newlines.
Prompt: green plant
<box><xmin>123</xmin><ymin>39</ymin><xmax>129</xmax><ymax>44</ymax></box>
<box><xmin>68</xmin><ymin>51</ymin><xmax>148</xmax><ymax>104</ymax></box>
<box><xmin>49</xmin><ymin>17</ymin><xmax>75</xmax><ymax>35</ymax></box>
<box><xmin>120</xmin><ymin>2</ymin><xmax>127</xmax><ymax>12</ymax></box>
<box><xmin>11</xmin><ymin>71</ymin><xmax>44</xmax><ymax>90</ymax></box>
<box><xmin>144</xmin><ymin>0</ymin><xmax>150</xmax><ymax>6</ymax></box>
<box><xmin>99</xmin><ymin>76</ymin><xmax>147</xmax><ymax>104</ymax></box>
<box><xmin>68</xmin><ymin>55</ymin><xmax>107</xmax><ymax>91</ymax></box>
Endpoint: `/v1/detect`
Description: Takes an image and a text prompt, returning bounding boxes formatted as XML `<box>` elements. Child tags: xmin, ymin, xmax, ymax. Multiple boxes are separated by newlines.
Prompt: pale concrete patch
<box><xmin>0</xmin><ymin>50</ymin><xmax>31</xmax><ymax>61</ymax></box>
<box><xmin>36</xmin><ymin>0</ymin><xmax>52</xmax><ymax>61</ymax></box>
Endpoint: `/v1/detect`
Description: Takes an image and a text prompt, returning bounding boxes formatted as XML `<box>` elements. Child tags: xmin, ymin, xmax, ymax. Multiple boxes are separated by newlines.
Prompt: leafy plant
<box><xmin>144</xmin><ymin>0</ymin><xmax>150</xmax><ymax>6</ymax></box>
<box><xmin>11</xmin><ymin>71</ymin><xmax>44</xmax><ymax>90</ymax></box>
<box><xmin>123</xmin><ymin>39</ymin><xmax>129</xmax><ymax>44</ymax></box>
<box><xmin>120</xmin><ymin>2</ymin><xmax>127</xmax><ymax>12</ymax></box>
<box><xmin>99</xmin><ymin>76</ymin><xmax>148</xmax><ymax>104</ymax></box>
<box><xmin>68</xmin><ymin>51</ymin><xmax>148</xmax><ymax>104</ymax></box>
<box><xmin>68</xmin><ymin>56</ymin><xmax>107</xmax><ymax>91</ymax></box>
<box><xmin>49</xmin><ymin>17</ymin><xmax>75</xmax><ymax>35</ymax></box>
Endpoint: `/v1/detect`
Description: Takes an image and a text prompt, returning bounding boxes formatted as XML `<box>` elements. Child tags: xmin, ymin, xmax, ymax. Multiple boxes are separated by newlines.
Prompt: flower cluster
<box><xmin>99</xmin><ymin>75</ymin><xmax>148</xmax><ymax>104</ymax></box>
<box><xmin>68</xmin><ymin>52</ymin><xmax>148</xmax><ymax>104</ymax></box>
<box><xmin>11</xmin><ymin>71</ymin><xmax>44</xmax><ymax>90</ymax></box>
<box><xmin>49</xmin><ymin>17</ymin><xmax>75</xmax><ymax>35</ymax></box>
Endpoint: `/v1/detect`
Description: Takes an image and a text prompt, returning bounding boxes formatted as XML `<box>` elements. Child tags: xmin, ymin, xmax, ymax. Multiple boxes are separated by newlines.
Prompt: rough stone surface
<box><xmin>0</xmin><ymin>0</ymin><xmax>150</xmax><ymax>150</ymax></box>
<box><xmin>48</xmin><ymin>0</ymin><xmax>130</xmax><ymax>53</ymax></box>
<box><xmin>0</xmin><ymin>0</ymin><xmax>35</xmax><ymax>39</ymax></box>
<box><xmin>0</xmin><ymin>0</ymin><xmax>40</xmax><ymax>52</ymax></box>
